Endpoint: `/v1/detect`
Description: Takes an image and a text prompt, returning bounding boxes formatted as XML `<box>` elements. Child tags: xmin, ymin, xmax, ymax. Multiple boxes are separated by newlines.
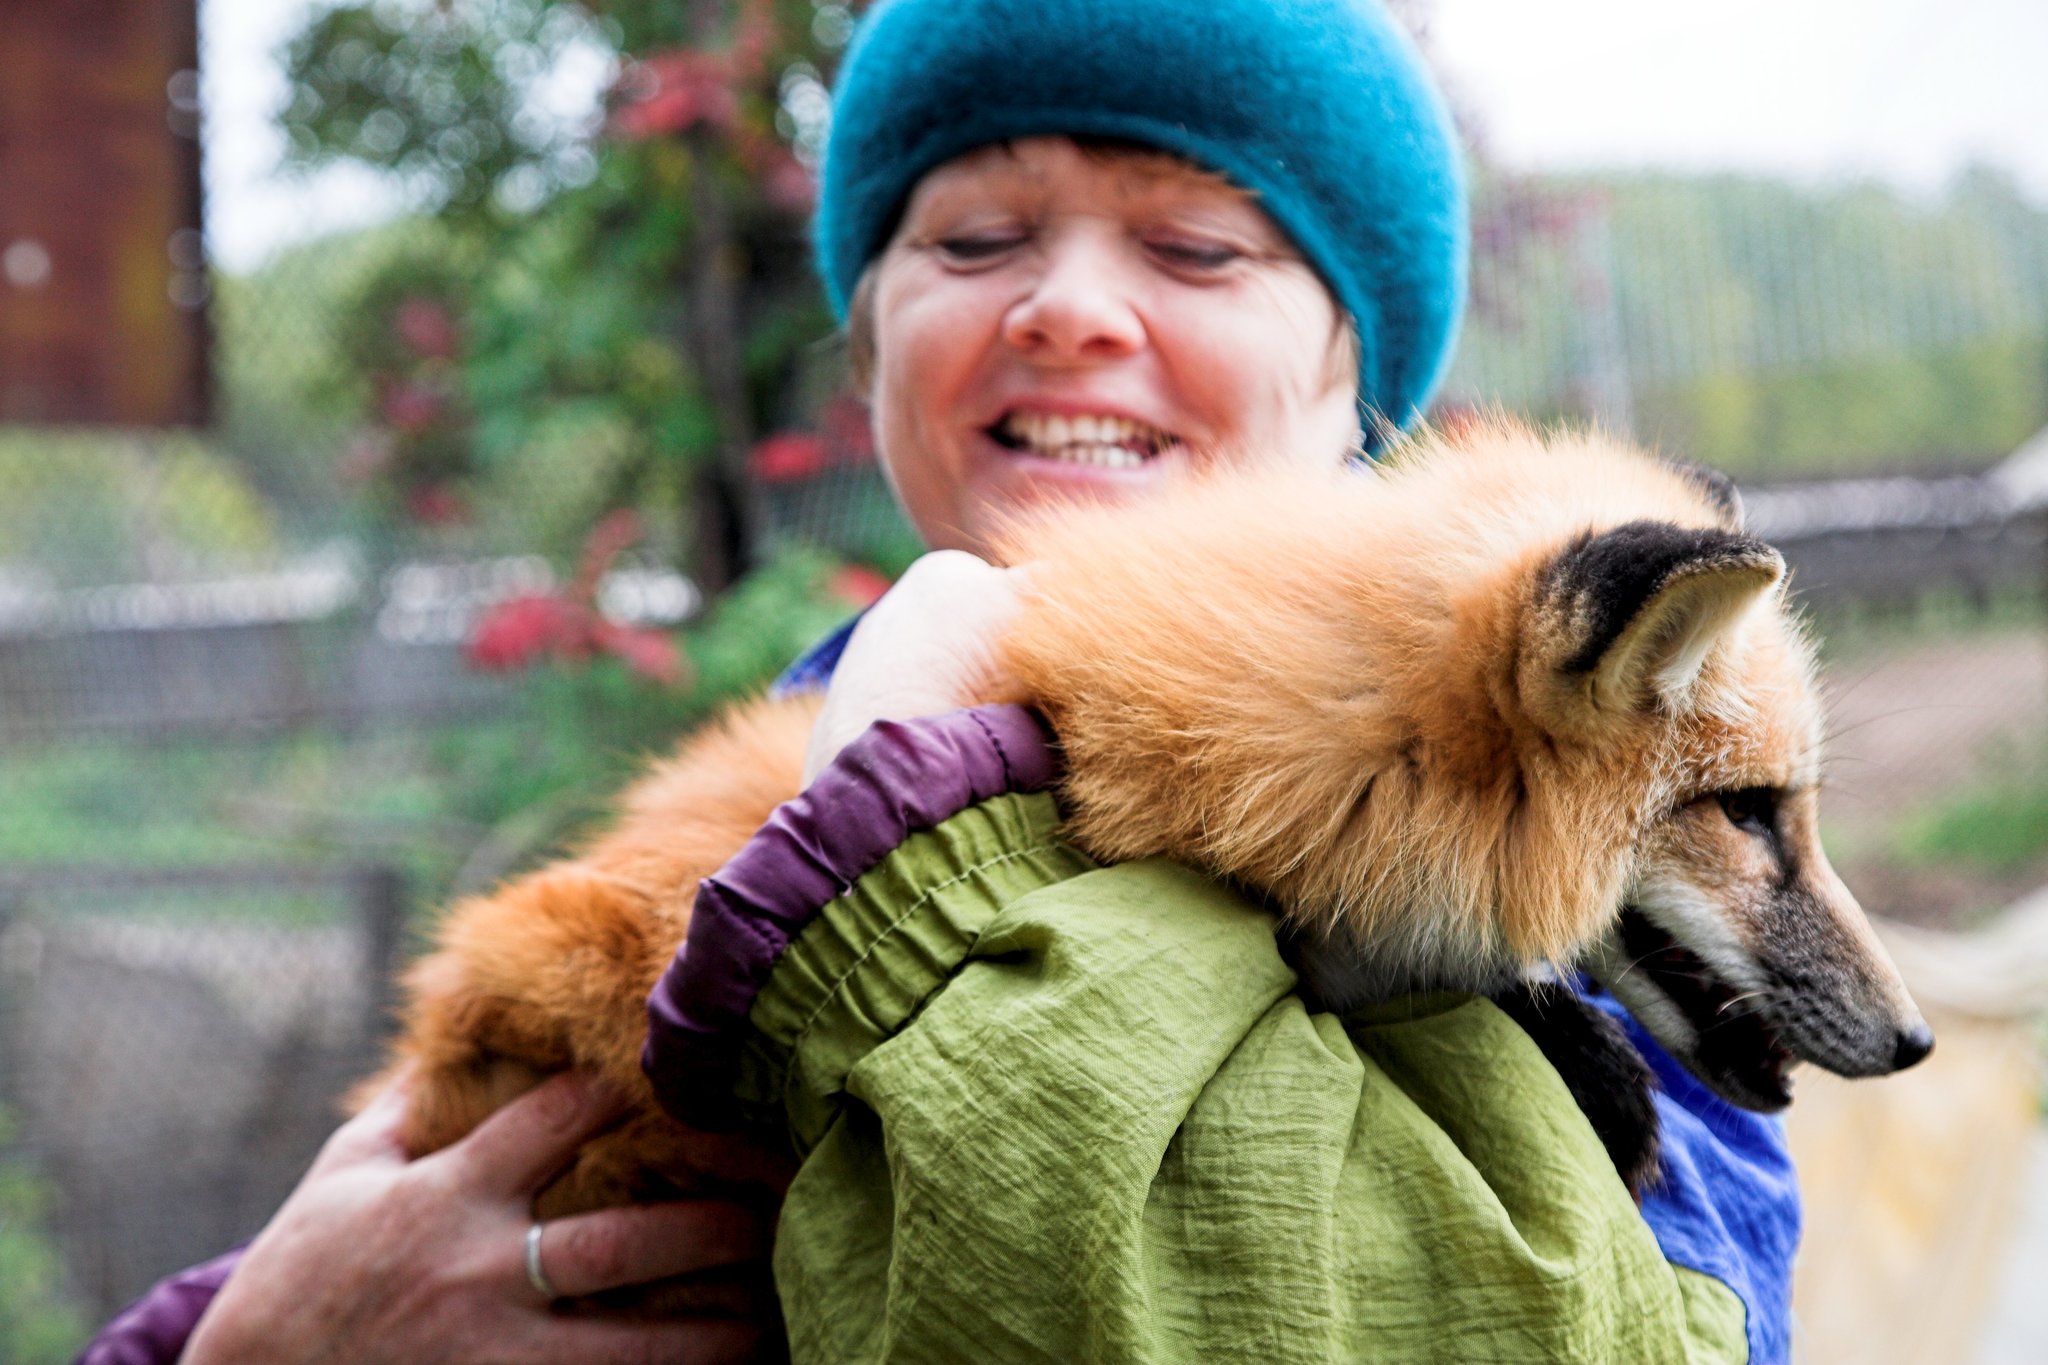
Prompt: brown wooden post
<box><xmin>355</xmin><ymin>863</ymin><xmax>408</xmax><ymax>1049</ymax></box>
<box><xmin>0</xmin><ymin>0</ymin><xmax>210</xmax><ymax>427</ymax></box>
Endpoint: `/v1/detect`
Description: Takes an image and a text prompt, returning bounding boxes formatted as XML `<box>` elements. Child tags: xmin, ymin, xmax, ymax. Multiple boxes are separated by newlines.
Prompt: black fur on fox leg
<box><xmin>1490</xmin><ymin>981</ymin><xmax>1663</xmax><ymax>1200</ymax></box>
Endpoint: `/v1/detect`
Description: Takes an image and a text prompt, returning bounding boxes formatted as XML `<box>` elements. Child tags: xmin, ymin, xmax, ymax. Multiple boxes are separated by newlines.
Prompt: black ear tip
<box><xmin>1662</xmin><ymin>458</ymin><xmax>1745</xmax><ymax>526</ymax></box>
<box><xmin>1548</xmin><ymin>521</ymin><xmax>1785</xmax><ymax>677</ymax></box>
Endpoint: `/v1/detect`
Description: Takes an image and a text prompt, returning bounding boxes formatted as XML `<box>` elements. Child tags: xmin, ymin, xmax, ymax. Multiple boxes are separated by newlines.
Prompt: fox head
<box><xmin>997</xmin><ymin>421</ymin><xmax>1929</xmax><ymax>1111</ymax></box>
<box><xmin>1523</xmin><ymin>508</ymin><xmax>1932</xmax><ymax>1109</ymax></box>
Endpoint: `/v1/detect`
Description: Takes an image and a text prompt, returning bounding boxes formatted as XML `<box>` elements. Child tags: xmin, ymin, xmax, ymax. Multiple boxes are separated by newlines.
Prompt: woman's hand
<box><xmin>181</xmin><ymin>1070</ymin><xmax>770</xmax><ymax>1365</ymax></box>
<box><xmin>803</xmin><ymin>549</ymin><xmax>1035</xmax><ymax>783</ymax></box>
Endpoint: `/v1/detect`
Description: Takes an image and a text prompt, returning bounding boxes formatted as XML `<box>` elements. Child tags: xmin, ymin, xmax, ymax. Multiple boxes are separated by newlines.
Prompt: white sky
<box><xmin>202</xmin><ymin>0</ymin><xmax>411</xmax><ymax>273</ymax></box>
<box><xmin>1431</xmin><ymin>0</ymin><xmax>2048</xmax><ymax>196</ymax></box>
<box><xmin>202</xmin><ymin>0</ymin><xmax>2048</xmax><ymax>273</ymax></box>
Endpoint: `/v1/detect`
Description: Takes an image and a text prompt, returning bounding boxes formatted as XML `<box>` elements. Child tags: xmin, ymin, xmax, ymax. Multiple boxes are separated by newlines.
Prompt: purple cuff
<box><xmin>643</xmin><ymin>704</ymin><xmax>1057</xmax><ymax>1129</ymax></box>
<box><xmin>76</xmin><ymin>1246</ymin><xmax>243</xmax><ymax>1365</ymax></box>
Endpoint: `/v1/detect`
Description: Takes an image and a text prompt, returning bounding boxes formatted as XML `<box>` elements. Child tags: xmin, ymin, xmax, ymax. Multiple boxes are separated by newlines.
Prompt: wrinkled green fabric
<box><xmin>742</xmin><ymin>793</ymin><xmax>1748</xmax><ymax>1364</ymax></box>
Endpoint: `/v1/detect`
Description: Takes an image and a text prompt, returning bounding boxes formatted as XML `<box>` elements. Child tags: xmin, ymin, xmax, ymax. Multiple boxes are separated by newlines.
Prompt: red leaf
<box><xmin>828</xmin><ymin>565</ymin><xmax>894</xmax><ymax>609</ymax></box>
<box><xmin>610</xmin><ymin>50</ymin><xmax>740</xmax><ymax>140</ymax></box>
<box><xmin>592</xmin><ymin>620</ymin><xmax>687</xmax><ymax>686</ymax></box>
<box><xmin>378</xmin><ymin>378</ymin><xmax>447</xmax><ymax>435</ymax></box>
<box><xmin>573</xmin><ymin>509</ymin><xmax>645</xmax><ymax>598</ymax></box>
<box><xmin>406</xmin><ymin>484</ymin><xmax>470</xmax><ymax>526</ymax></box>
<box><xmin>392</xmin><ymin>295</ymin><xmax>461</xmax><ymax>359</ymax></box>
<box><xmin>466</xmin><ymin>594</ymin><xmax>586</xmax><ymax>672</ymax></box>
<box><xmin>748</xmin><ymin>431</ymin><xmax>830</xmax><ymax>483</ymax></box>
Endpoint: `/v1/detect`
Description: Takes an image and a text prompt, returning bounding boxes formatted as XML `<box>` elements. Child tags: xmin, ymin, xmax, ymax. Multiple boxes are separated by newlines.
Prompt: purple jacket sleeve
<box><xmin>74</xmin><ymin>1246</ymin><xmax>243</xmax><ymax>1365</ymax></box>
<box><xmin>643</xmin><ymin>704</ymin><xmax>1059</xmax><ymax>1130</ymax></box>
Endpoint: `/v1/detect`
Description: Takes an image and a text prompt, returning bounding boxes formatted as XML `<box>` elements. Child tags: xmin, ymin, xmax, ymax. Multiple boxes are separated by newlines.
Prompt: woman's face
<box><xmin>867</xmin><ymin>137</ymin><xmax>1361</xmax><ymax>557</ymax></box>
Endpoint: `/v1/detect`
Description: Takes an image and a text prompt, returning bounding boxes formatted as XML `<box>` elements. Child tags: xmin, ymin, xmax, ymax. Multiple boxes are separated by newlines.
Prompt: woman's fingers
<box><xmin>804</xmin><ymin>549</ymin><xmax>1037</xmax><ymax>781</ymax></box>
<box><xmin>526</xmin><ymin>1199</ymin><xmax>774</xmax><ymax>1301</ymax></box>
<box><xmin>439</xmin><ymin>1071</ymin><xmax>629</xmax><ymax>1198</ymax></box>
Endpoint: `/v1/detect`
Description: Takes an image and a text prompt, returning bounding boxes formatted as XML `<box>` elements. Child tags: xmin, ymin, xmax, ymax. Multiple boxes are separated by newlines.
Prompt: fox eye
<box><xmin>1716</xmin><ymin>787</ymin><xmax>1779</xmax><ymax>837</ymax></box>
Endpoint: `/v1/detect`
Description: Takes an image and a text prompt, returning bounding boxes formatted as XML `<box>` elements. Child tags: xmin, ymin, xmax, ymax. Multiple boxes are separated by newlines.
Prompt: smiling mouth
<box><xmin>1616</xmin><ymin>908</ymin><xmax>1796</xmax><ymax>1111</ymax></box>
<box><xmin>987</xmin><ymin>411</ymin><xmax>1181</xmax><ymax>470</ymax></box>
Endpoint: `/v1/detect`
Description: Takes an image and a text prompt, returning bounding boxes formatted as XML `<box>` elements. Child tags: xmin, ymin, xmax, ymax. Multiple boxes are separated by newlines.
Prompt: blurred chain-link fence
<box><xmin>2</xmin><ymin>0</ymin><xmax>2047</xmax><ymax>1350</ymax></box>
<box><xmin>0</xmin><ymin>864</ymin><xmax>401</xmax><ymax>1314</ymax></box>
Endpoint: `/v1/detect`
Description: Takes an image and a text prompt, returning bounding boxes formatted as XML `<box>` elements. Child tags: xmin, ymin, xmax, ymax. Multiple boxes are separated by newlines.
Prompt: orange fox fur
<box><xmin>370</xmin><ymin>420</ymin><xmax>1898</xmax><ymax>1265</ymax></box>
<box><xmin>997</xmin><ymin>421</ymin><xmax>1819</xmax><ymax>997</ymax></box>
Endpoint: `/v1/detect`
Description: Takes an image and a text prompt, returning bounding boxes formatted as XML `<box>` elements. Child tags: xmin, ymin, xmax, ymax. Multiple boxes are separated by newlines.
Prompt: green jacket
<box><xmin>719</xmin><ymin>789</ymin><xmax>1748</xmax><ymax>1364</ymax></box>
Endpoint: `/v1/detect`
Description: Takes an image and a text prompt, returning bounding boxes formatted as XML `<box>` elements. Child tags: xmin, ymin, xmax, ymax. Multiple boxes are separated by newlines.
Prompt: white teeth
<box><xmin>1058</xmin><ymin>442</ymin><xmax>1142</xmax><ymax>469</ymax></box>
<box><xmin>998</xmin><ymin>411</ymin><xmax>1168</xmax><ymax>466</ymax></box>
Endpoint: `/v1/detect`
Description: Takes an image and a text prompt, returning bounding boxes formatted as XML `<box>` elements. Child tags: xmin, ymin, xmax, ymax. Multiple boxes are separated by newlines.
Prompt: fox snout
<box><xmin>1590</xmin><ymin>788</ymin><xmax>1931</xmax><ymax>1112</ymax></box>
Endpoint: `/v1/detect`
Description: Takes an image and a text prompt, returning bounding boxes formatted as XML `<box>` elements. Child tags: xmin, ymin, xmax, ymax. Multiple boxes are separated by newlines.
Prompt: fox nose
<box><xmin>1892</xmin><ymin>1023</ymin><xmax>1934</xmax><ymax>1071</ymax></box>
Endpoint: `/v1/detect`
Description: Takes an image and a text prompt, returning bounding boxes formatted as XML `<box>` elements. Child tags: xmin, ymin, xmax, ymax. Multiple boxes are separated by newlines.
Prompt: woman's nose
<box><xmin>1000</xmin><ymin>232</ymin><xmax>1146</xmax><ymax>361</ymax></box>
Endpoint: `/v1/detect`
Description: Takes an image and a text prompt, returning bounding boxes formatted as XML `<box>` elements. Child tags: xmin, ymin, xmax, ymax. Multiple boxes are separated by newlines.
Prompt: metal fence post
<box><xmin>356</xmin><ymin>864</ymin><xmax>407</xmax><ymax>1051</ymax></box>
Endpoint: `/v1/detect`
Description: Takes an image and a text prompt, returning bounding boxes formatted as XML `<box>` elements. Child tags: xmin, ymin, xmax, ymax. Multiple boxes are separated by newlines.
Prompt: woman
<box><xmin>83</xmin><ymin>0</ymin><xmax>1795</xmax><ymax>1361</ymax></box>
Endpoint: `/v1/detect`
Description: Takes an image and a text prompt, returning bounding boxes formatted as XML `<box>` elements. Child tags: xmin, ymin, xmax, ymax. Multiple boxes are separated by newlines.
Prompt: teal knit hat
<box><xmin>815</xmin><ymin>0</ymin><xmax>1469</xmax><ymax>442</ymax></box>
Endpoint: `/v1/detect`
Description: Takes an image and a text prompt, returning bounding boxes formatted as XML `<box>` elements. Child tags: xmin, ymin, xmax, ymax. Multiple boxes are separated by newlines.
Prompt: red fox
<box><xmin>376</xmin><ymin>420</ymin><xmax>1929</xmax><ymax>1265</ymax></box>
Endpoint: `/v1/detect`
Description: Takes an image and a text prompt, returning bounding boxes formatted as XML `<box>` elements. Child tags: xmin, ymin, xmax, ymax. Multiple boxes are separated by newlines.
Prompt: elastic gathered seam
<box><xmin>966</xmin><ymin>707</ymin><xmax>1017</xmax><ymax>790</ymax></box>
<box><xmin>775</xmin><ymin>837</ymin><xmax>1064</xmax><ymax>1115</ymax></box>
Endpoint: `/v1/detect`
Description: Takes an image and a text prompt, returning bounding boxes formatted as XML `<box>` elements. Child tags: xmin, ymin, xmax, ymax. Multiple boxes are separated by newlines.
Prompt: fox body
<box><xmin>377</xmin><ymin>422</ymin><xmax>1927</xmax><ymax>1245</ymax></box>
<box><xmin>999</xmin><ymin>422</ymin><xmax>1928</xmax><ymax>1116</ymax></box>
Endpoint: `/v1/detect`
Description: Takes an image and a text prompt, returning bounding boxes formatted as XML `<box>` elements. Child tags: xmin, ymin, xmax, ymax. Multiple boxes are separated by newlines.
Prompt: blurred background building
<box><xmin>0</xmin><ymin>0</ymin><xmax>2044</xmax><ymax>1361</ymax></box>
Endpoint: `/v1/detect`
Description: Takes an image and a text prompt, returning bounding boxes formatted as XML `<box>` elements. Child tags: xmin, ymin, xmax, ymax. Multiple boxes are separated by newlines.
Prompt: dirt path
<box><xmin>1812</xmin><ymin>626</ymin><xmax>2048</xmax><ymax>926</ymax></box>
<box><xmin>1791</xmin><ymin>625</ymin><xmax>2048</xmax><ymax>1363</ymax></box>
<box><xmin>1820</xmin><ymin>629</ymin><xmax>2048</xmax><ymax>827</ymax></box>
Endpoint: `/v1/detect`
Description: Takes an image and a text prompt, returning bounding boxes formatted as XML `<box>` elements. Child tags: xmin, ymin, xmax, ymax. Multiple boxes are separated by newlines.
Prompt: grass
<box><xmin>1894</xmin><ymin>733</ymin><xmax>2048</xmax><ymax>874</ymax></box>
<box><xmin>0</xmin><ymin>1112</ymin><xmax>88</xmax><ymax>1365</ymax></box>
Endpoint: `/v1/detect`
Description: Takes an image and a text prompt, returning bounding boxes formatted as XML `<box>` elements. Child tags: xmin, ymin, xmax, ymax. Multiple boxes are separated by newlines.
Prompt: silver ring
<box><xmin>524</xmin><ymin>1221</ymin><xmax>560</xmax><ymax>1302</ymax></box>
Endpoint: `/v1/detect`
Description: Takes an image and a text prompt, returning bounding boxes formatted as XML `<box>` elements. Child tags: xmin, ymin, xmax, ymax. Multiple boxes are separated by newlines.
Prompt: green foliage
<box><xmin>0</xmin><ymin>432</ymin><xmax>281</xmax><ymax>585</ymax></box>
<box><xmin>1806</xmin><ymin>591</ymin><xmax>2048</xmax><ymax>668</ymax></box>
<box><xmin>275</xmin><ymin>0</ymin><xmax>846</xmax><ymax>569</ymax></box>
<box><xmin>0</xmin><ymin>724</ymin><xmax>479</xmax><ymax>921</ymax></box>
<box><xmin>1455</xmin><ymin>167</ymin><xmax>2048</xmax><ymax>474</ymax></box>
<box><xmin>681</xmin><ymin>542</ymin><xmax>859</xmax><ymax>698</ymax></box>
<box><xmin>0</xmin><ymin>1113</ymin><xmax>88</xmax><ymax>1365</ymax></box>
<box><xmin>282</xmin><ymin>0</ymin><xmax>607</xmax><ymax>222</ymax></box>
<box><xmin>1639</xmin><ymin>331</ymin><xmax>2048</xmax><ymax>478</ymax></box>
<box><xmin>1896</xmin><ymin>731</ymin><xmax>2048</xmax><ymax>873</ymax></box>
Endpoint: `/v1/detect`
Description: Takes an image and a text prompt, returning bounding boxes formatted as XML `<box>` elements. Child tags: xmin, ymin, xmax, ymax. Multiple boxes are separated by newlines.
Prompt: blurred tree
<box><xmin>1448</xmin><ymin>166</ymin><xmax>2048</xmax><ymax>475</ymax></box>
<box><xmin>280</xmin><ymin>0</ymin><xmax>859</xmax><ymax>591</ymax></box>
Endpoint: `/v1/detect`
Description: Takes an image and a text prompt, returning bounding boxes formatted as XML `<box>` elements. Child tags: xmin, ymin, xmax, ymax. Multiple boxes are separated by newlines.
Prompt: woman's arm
<box><xmin>645</xmin><ymin>705</ymin><xmax>1759</xmax><ymax>1363</ymax></box>
<box><xmin>75</xmin><ymin>554</ymin><xmax>1020</xmax><ymax>1365</ymax></box>
<box><xmin>656</xmin><ymin>553</ymin><xmax>1798</xmax><ymax>1360</ymax></box>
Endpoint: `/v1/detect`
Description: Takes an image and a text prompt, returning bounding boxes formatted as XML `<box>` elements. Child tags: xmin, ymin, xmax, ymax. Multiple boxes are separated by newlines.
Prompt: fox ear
<box><xmin>1532</xmin><ymin>520</ymin><xmax>1784</xmax><ymax>719</ymax></box>
<box><xmin>1661</xmin><ymin>458</ymin><xmax>1745</xmax><ymax>529</ymax></box>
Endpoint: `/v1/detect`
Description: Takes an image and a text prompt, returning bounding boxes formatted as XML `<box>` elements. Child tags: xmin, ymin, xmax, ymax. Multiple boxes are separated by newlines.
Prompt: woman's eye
<box><xmin>1715</xmin><ymin>788</ymin><xmax>1780</xmax><ymax>837</ymax></box>
<box><xmin>1145</xmin><ymin>238</ymin><xmax>1243</xmax><ymax>272</ymax></box>
<box><xmin>934</xmin><ymin>234</ymin><xmax>1025</xmax><ymax>263</ymax></box>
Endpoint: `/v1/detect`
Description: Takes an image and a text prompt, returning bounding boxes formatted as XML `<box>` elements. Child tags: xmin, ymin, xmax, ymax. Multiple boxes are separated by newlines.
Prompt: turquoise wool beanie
<box><xmin>815</xmin><ymin>0</ymin><xmax>1469</xmax><ymax>444</ymax></box>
